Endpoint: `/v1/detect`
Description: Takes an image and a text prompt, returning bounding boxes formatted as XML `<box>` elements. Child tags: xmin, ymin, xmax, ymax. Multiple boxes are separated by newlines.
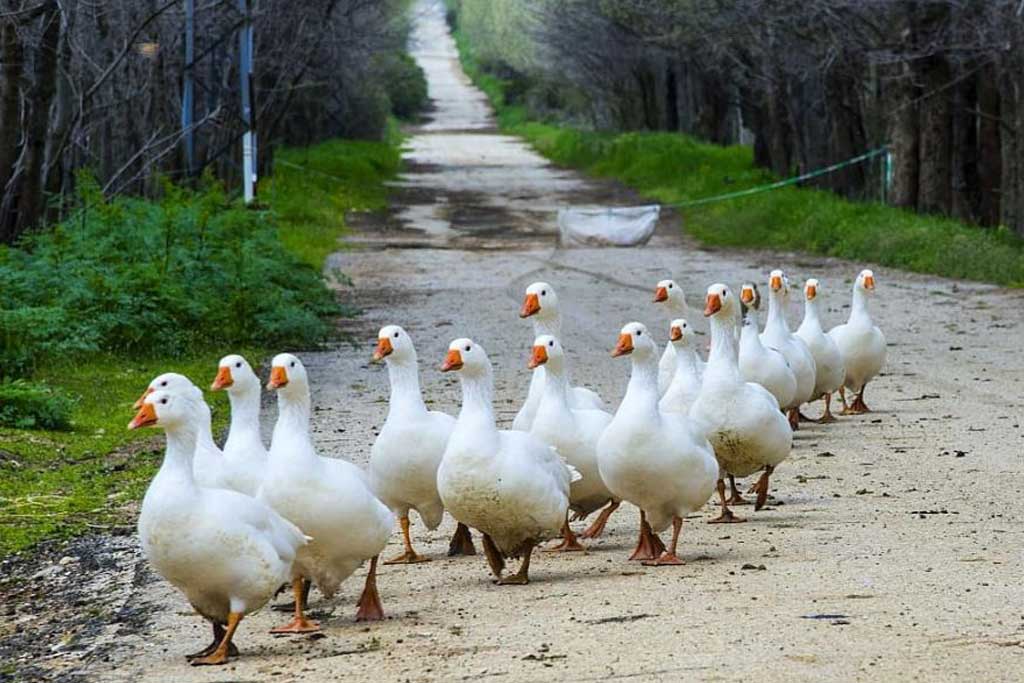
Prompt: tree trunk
<box><xmin>976</xmin><ymin>62</ymin><xmax>1001</xmax><ymax>227</ymax></box>
<box><xmin>917</xmin><ymin>55</ymin><xmax>953</xmax><ymax>215</ymax></box>
<box><xmin>950</xmin><ymin>72</ymin><xmax>978</xmax><ymax>223</ymax></box>
<box><xmin>887</xmin><ymin>62</ymin><xmax>919</xmax><ymax>209</ymax></box>
<box><xmin>0</xmin><ymin>19</ymin><xmax>24</xmax><ymax>243</ymax></box>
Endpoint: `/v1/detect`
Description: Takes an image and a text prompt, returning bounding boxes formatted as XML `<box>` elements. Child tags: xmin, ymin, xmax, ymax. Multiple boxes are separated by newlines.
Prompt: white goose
<box><xmin>135</xmin><ymin>373</ymin><xmax>232</xmax><ymax>492</ymax></box>
<box><xmin>529</xmin><ymin>334</ymin><xmax>617</xmax><ymax>550</ymax></box>
<box><xmin>653</xmin><ymin>279</ymin><xmax>703</xmax><ymax>395</ymax></box>
<box><xmin>130</xmin><ymin>389</ymin><xmax>307</xmax><ymax>666</ymax></box>
<box><xmin>658</xmin><ymin>319</ymin><xmax>704</xmax><ymax>415</ymax></box>
<box><xmin>738</xmin><ymin>284</ymin><xmax>797</xmax><ymax>411</ymax></box>
<box><xmin>597</xmin><ymin>322</ymin><xmax>718</xmax><ymax>564</ymax></box>
<box><xmin>209</xmin><ymin>354</ymin><xmax>267</xmax><ymax>495</ymax></box>
<box><xmin>828</xmin><ymin>269</ymin><xmax>886</xmax><ymax>413</ymax></box>
<box><xmin>691</xmin><ymin>284</ymin><xmax>793</xmax><ymax>521</ymax></box>
<box><xmin>368</xmin><ymin>325</ymin><xmax>475</xmax><ymax>564</ymax></box>
<box><xmin>796</xmin><ymin>279</ymin><xmax>846</xmax><ymax>422</ymax></box>
<box><xmin>259</xmin><ymin>353</ymin><xmax>394</xmax><ymax>632</ymax></box>
<box><xmin>437</xmin><ymin>338</ymin><xmax>577</xmax><ymax>584</ymax></box>
<box><xmin>514</xmin><ymin>282</ymin><xmax>605</xmax><ymax>431</ymax></box>
<box><xmin>760</xmin><ymin>269</ymin><xmax>817</xmax><ymax>429</ymax></box>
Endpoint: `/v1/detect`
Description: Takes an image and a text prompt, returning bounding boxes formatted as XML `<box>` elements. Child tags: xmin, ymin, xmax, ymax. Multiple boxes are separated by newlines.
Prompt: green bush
<box><xmin>379</xmin><ymin>52</ymin><xmax>429</xmax><ymax>120</ymax></box>
<box><xmin>0</xmin><ymin>173</ymin><xmax>338</xmax><ymax>377</ymax></box>
<box><xmin>0</xmin><ymin>380</ymin><xmax>74</xmax><ymax>430</ymax></box>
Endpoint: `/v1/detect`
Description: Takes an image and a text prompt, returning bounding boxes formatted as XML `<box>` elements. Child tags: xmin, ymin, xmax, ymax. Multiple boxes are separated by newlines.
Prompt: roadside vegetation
<box><xmin>447</xmin><ymin>4</ymin><xmax>1024</xmax><ymax>288</ymax></box>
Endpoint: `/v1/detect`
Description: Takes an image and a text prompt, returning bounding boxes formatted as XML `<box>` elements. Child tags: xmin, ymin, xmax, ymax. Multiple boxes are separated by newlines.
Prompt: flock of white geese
<box><xmin>128</xmin><ymin>267</ymin><xmax>885</xmax><ymax>666</ymax></box>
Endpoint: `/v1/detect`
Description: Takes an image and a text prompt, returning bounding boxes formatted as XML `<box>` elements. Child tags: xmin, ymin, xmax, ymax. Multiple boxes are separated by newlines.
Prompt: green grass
<box><xmin>0</xmin><ymin>135</ymin><xmax>402</xmax><ymax>558</ymax></box>
<box><xmin>448</xmin><ymin>12</ymin><xmax>1024</xmax><ymax>287</ymax></box>
<box><xmin>266</xmin><ymin>129</ymin><xmax>402</xmax><ymax>271</ymax></box>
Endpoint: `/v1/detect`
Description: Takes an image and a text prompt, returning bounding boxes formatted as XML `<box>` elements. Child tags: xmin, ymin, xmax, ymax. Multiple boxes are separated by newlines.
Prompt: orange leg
<box><xmin>447</xmin><ymin>522</ymin><xmax>477</xmax><ymax>557</ymax></box>
<box><xmin>751</xmin><ymin>465</ymin><xmax>775</xmax><ymax>511</ymax></box>
<box><xmin>354</xmin><ymin>556</ymin><xmax>385</xmax><ymax>621</ymax></box>
<box><xmin>481</xmin><ymin>533</ymin><xmax>506</xmax><ymax>580</ymax></box>
<box><xmin>787</xmin><ymin>408</ymin><xmax>800</xmax><ymax>431</ymax></box>
<box><xmin>726</xmin><ymin>474</ymin><xmax>749</xmax><ymax>505</ymax></box>
<box><xmin>385</xmin><ymin>515</ymin><xmax>430</xmax><ymax>565</ymax></box>
<box><xmin>270</xmin><ymin>577</ymin><xmax>320</xmax><ymax>634</ymax></box>
<box><xmin>497</xmin><ymin>542</ymin><xmax>534</xmax><ymax>585</ymax></box>
<box><xmin>545</xmin><ymin>517</ymin><xmax>585</xmax><ymax>552</ymax></box>
<box><xmin>838</xmin><ymin>386</ymin><xmax>851</xmax><ymax>413</ymax></box>
<box><xmin>851</xmin><ymin>384</ymin><xmax>871</xmax><ymax>413</ymax></box>
<box><xmin>628</xmin><ymin>509</ymin><xmax>666</xmax><ymax>561</ymax></box>
<box><xmin>579</xmin><ymin>499</ymin><xmax>620</xmax><ymax>539</ymax></box>
<box><xmin>191</xmin><ymin>612</ymin><xmax>242</xmax><ymax>666</ymax></box>
<box><xmin>709</xmin><ymin>478</ymin><xmax>746</xmax><ymax>524</ymax></box>
<box><xmin>818</xmin><ymin>392</ymin><xmax>837</xmax><ymax>423</ymax></box>
<box><xmin>643</xmin><ymin>516</ymin><xmax>685</xmax><ymax>566</ymax></box>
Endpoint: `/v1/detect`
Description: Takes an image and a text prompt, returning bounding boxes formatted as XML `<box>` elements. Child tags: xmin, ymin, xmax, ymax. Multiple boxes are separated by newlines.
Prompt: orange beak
<box><xmin>211</xmin><ymin>366</ymin><xmax>233</xmax><ymax>391</ymax></box>
<box><xmin>519</xmin><ymin>293</ymin><xmax>541</xmax><ymax>318</ymax></box>
<box><xmin>373</xmin><ymin>337</ymin><xmax>393</xmax><ymax>362</ymax></box>
<box><xmin>653</xmin><ymin>286</ymin><xmax>668</xmax><ymax>303</ymax></box>
<box><xmin>528</xmin><ymin>345</ymin><xmax>548</xmax><ymax>369</ymax></box>
<box><xmin>132</xmin><ymin>386</ymin><xmax>154</xmax><ymax>410</ymax></box>
<box><xmin>267</xmin><ymin>366</ymin><xmax>289</xmax><ymax>390</ymax></box>
<box><xmin>806</xmin><ymin>284</ymin><xmax>817</xmax><ymax>301</ymax></box>
<box><xmin>611</xmin><ymin>333</ymin><xmax>634</xmax><ymax>357</ymax></box>
<box><xmin>128</xmin><ymin>402</ymin><xmax>158</xmax><ymax>430</ymax></box>
<box><xmin>863</xmin><ymin>275</ymin><xmax>875</xmax><ymax>290</ymax></box>
<box><xmin>669</xmin><ymin>325</ymin><xmax>683</xmax><ymax>341</ymax></box>
<box><xmin>704</xmin><ymin>293</ymin><xmax>722</xmax><ymax>317</ymax></box>
<box><xmin>740</xmin><ymin>287</ymin><xmax>754</xmax><ymax>304</ymax></box>
<box><xmin>440</xmin><ymin>349</ymin><xmax>463</xmax><ymax>372</ymax></box>
<box><xmin>769</xmin><ymin>275</ymin><xmax>783</xmax><ymax>291</ymax></box>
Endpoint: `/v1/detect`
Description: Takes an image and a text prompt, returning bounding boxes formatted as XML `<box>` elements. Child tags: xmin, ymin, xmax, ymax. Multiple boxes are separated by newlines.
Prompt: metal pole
<box><xmin>182</xmin><ymin>0</ymin><xmax>195</xmax><ymax>177</ymax></box>
<box><xmin>238</xmin><ymin>0</ymin><xmax>254</xmax><ymax>203</ymax></box>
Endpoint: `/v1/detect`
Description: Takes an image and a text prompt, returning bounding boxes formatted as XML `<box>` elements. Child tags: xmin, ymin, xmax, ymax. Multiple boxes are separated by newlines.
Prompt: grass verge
<box><xmin>449</xmin><ymin>14</ymin><xmax>1024</xmax><ymax>287</ymax></box>
<box><xmin>0</xmin><ymin>137</ymin><xmax>401</xmax><ymax>557</ymax></box>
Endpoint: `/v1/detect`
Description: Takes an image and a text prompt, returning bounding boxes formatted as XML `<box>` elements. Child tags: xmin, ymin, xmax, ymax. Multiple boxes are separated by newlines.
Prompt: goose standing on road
<box><xmin>598</xmin><ymin>322</ymin><xmax>718</xmax><ymax>564</ymax></box>
<box><xmin>130</xmin><ymin>389</ymin><xmax>307</xmax><ymax>666</ymax></box>
<box><xmin>795</xmin><ymin>279</ymin><xmax>846</xmax><ymax>422</ymax></box>
<box><xmin>438</xmin><ymin>338</ymin><xmax>578</xmax><ymax>584</ymax></box>
<box><xmin>368</xmin><ymin>325</ymin><xmax>476</xmax><ymax>563</ymax></box>
<box><xmin>529</xmin><ymin>335</ymin><xmax>617</xmax><ymax>549</ymax></box>
<box><xmin>760</xmin><ymin>270</ymin><xmax>817</xmax><ymax>430</ymax></box>
<box><xmin>260</xmin><ymin>354</ymin><xmax>393</xmax><ymax>632</ymax></box>
<box><xmin>514</xmin><ymin>282</ymin><xmax>605</xmax><ymax>431</ymax></box>
<box><xmin>691</xmin><ymin>285</ymin><xmax>793</xmax><ymax>521</ymax></box>
<box><xmin>658</xmin><ymin>319</ymin><xmax>704</xmax><ymax>416</ymax></box>
<box><xmin>738</xmin><ymin>284</ymin><xmax>797</xmax><ymax>414</ymax></box>
<box><xmin>828</xmin><ymin>269</ymin><xmax>886</xmax><ymax>413</ymax></box>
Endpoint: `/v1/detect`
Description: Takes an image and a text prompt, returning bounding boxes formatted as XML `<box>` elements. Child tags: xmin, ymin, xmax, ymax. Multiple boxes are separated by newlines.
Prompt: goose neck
<box><xmin>850</xmin><ymin>288</ymin><xmax>872</xmax><ymax>324</ymax></box>
<box><xmin>195</xmin><ymin>401</ymin><xmax>219</xmax><ymax>452</ymax></box>
<box><xmin>271</xmin><ymin>388</ymin><xmax>315</xmax><ymax>461</ymax></box>
<box><xmin>532</xmin><ymin>313</ymin><xmax>561</xmax><ymax>339</ymax></box>
<box><xmin>766</xmin><ymin>292</ymin><xmax>789</xmax><ymax>332</ymax></box>
<box><xmin>620</xmin><ymin>352</ymin><xmax>660</xmax><ymax>421</ymax></box>
<box><xmin>454</xmin><ymin>367</ymin><xmax>498</xmax><ymax>439</ymax></box>
<box><xmin>539</xmin><ymin>361</ymin><xmax>572</xmax><ymax>414</ymax></box>
<box><xmin>155</xmin><ymin>420</ymin><xmax>200</xmax><ymax>492</ymax></box>
<box><xmin>224</xmin><ymin>384</ymin><xmax>262</xmax><ymax>450</ymax></box>
<box><xmin>707</xmin><ymin>312</ymin><xmax>742</xmax><ymax>381</ymax></box>
<box><xmin>385</xmin><ymin>357</ymin><xmax>428</xmax><ymax>418</ymax></box>
<box><xmin>804</xmin><ymin>298</ymin><xmax>823</xmax><ymax>331</ymax></box>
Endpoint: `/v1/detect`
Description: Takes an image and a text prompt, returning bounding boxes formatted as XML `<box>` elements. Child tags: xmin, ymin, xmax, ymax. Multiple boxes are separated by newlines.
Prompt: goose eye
<box><xmin>160</xmin><ymin>398</ymin><xmax>168</xmax><ymax>405</ymax></box>
<box><xmin>541</xmin><ymin>290</ymin><xmax>546</xmax><ymax>296</ymax></box>
<box><xmin>668</xmin><ymin>283</ymin><xmax>673</xmax><ymax>289</ymax></box>
<box><xmin>235</xmin><ymin>362</ymin><xmax>241</xmax><ymax>368</ymax></box>
<box><xmin>548</xmin><ymin>340</ymin><xmax>554</xmax><ymax>347</ymax></box>
<box><xmin>464</xmin><ymin>345</ymin><xmax>471</xmax><ymax>352</ymax></box>
<box><xmin>393</xmin><ymin>331</ymin><xmax>399</xmax><ymax>338</ymax></box>
<box><xmin>290</xmin><ymin>362</ymin><xmax>296</xmax><ymax>368</ymax></box>
<box><xmin>636</xmin><ymin>330</ymin><xmax>642</xmax><ymax>336</ymax></box>
<box><xmin>160</xmin><ymin>381</ymin><xmax>167</xmax><ymax>387</ymax></box>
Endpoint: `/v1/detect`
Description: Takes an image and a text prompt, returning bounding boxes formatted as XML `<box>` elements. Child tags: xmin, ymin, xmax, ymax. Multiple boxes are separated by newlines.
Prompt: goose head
<box><xmin>267</xmin><ymin>353</ymin><xmax>309</xmax><ymax>398</ymax></box>
<box><xmin>440</xmin><ymin>338</ymin><xmax>490</xmax><ymax>377</ymax></box>
<box><xmin>739</xmin><ymin>283</ymin><xmax>761</xmax><ymax>310</ymax></box>
<box><xmin>128</xmin><ymin>389</ymin><xmax>197</xmax><ymax>431</ymax></box>
<box><xmin>803</xmin><ymin>278</ymin><xmax>820</xmax><ymax>302</ymax></box>
<box><xmin>211</xmin><ymin>354</ymin><xmax>259</xmax><ymax>393</ymax></box>
<box><xmin>373</xmin><ymin>325</ymin><xmax>415</xmax><ymax>364</ymax></box>
<box><xmin>668</xmin><ymin>319</ymin><xmax>696</xmax><ymax>347</ymax></box>
<box><xmin>768</xmin><ymin>269</ymin><xmax>791</xmax><ymax>296</ymax></box>
<box><xmin>653</xmin><ymin>278</ymin><xmax>688</xmax><ymax>310</ymax></box>
<box><xmin>520</xmin><ymin>282</ymin><xmax>558</xmax><ymax>320</ymax></box>
<box><xmin>704</xmin><ymin>283</ymin><xmax>738</xmax><ymax>319</ymax></box>
<box><xmin>528</xmin><ymin>334</ymin><xmax>565</xmax><ymax>372</ymax></box>
<box><xmin>135</xmin><ymin>372</ymin><xmax>199</xmax><ymax>409</ymax></box>
<box><xmin>855</xmin><ymin>269</ymin><xmax>876</xmax><ymax>293</ymax></box>
<box><xmin>611</xmin><ymin>322</ymin><xmax>655</xmax><ymax>359</ymax></box>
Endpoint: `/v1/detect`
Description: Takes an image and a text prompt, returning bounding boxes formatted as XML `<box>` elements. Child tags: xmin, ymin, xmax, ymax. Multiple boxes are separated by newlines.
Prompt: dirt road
<box><xmin>5</xmin><ymin>1</ymin><xmax>1024</xmax><ymax>681</ymax></box>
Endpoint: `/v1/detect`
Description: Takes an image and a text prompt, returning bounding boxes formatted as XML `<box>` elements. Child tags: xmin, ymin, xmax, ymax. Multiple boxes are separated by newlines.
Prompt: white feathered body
<box><xmin>828</xmin><ymin>318</ymin><xmax>886</xmax><ymax>393</ymax></box>
<box><xmin>797</xmin><ymin>310</ymin><xmax>846</xmax><ymax>397</ymax></box>
<box><xmin>740</xmin><ymin>320</ymin><xmax>796</xmax><ymax>409</ymax></box>
<box><xmin>513</xmin><ymin>367</ymin><xmax>604</xmax><ymax>431</ymax></box>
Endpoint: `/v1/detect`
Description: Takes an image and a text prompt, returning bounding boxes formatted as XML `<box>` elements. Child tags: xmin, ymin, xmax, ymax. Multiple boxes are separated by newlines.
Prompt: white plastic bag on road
<box><xmin>557</xmin><ymin>205</ymin><xmax>660</xmax><ymax>247</ymax></box>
